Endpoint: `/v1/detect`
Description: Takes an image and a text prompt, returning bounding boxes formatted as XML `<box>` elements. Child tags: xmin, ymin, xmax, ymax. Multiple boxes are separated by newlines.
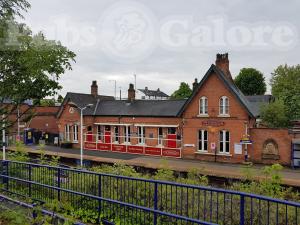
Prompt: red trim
<box><xmin>84</xmin><ymin>142</ymin><xmax>181</xmax><ymax>158</ymax></box>
<box><xmin>127</xmin><ymin>146</ymin><xmax>144</xmax><ymax>154</ymax></box>
<box><xmin>97</xmin><ymin>143</ymin><xmax>111</xmax><ymax>151</ymax></box>
<box><xmin>112</xmin><ymin>144</ymin><xmax>127</xmax><ymax>153</ymax></box>
<box><xmin>162</xmin><ymin>148</ymin><xmax>181</xmax><ymax>157</ymax></box>
<box><xmin>145</xmin><ymin>147</ymin><xmax>162</xmax><ymax>156</ymax></box>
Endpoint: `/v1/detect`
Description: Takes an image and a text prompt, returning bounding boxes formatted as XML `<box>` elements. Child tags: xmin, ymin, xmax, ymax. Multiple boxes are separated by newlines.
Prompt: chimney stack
<box><xmin>91</xmin><ymin>80</ymin><xmax>98</xmax><ymax>97</ymax></box>
<box><xmin>128</xmin><ymin>83</ymin><xmax>135</xmax><ymax>101</ymax></box>
<box><xmin>215</xmin><ymin>53</ymin><xmax>232</xmax><ymax>81</ymax></box>
<box><xmin>192</xmin><ymin>78</ymin><xmax>198</xmax><ymax>91</ymax></box>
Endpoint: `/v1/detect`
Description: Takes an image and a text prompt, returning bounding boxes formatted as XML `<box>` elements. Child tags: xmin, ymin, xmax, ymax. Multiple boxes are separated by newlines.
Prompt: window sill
<box><xmin>197</xmin><ymin>114</ymin><xmax>209</xmax><ymax>118</ymax></box>
<box><xmin>218</xmin><ymin>114</ymin><xmax>230</xmax><ymax>118</ymax></box>
<box><xmin>195</xmin><ymin>152</ymin><xmax>232</xmax><ymax>157</ymax></box>
<box><xmin>195</xmin><ymin>151</ymin><xmax>210</xmax><ymax>154</ymax></box>
<box><xmin>217</xmin><ymin>153</ymin><xmax>232</xmax><ymax>157</ymax></box>
<box><xmin>72</xmin><ymin>141</ymin><xmax>79</xmax><ymax>144</ymax></box>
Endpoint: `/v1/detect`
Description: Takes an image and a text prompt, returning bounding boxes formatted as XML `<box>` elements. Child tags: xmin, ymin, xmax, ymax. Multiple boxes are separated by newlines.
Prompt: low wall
<box><xmin>249</xmin><ymin>128</ymin><xmax>292</xmax><ymax>165</ymax></box>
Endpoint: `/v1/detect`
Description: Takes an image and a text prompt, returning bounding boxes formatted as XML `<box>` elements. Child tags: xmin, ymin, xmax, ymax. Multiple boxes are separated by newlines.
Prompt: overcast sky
<box><xmin>23</xmin><ymin>0</ymin><xmax>299</xmax><ymax>97</ymax></box>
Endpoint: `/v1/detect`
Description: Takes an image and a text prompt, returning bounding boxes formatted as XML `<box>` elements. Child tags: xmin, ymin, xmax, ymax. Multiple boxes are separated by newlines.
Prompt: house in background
<box><xmin>137</xmin><ymin>87</ymin><xmax>169</xmax><ymax>100</ymax></box>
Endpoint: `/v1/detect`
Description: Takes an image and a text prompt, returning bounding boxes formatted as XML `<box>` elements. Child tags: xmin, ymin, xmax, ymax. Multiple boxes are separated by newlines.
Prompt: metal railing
<box><xmin>1</xmin><ymin>160</ymin><xmax>299</xmax><ymax>225</ymax></box>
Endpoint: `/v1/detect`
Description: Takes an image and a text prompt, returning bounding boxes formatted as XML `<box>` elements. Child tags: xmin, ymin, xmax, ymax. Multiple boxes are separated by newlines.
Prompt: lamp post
<box><xmin>69</xmin><ymin>102</ymin><xmax>93</xmax><ymax>167</ymax></box>
<box><xmin>2</xmin><ymin>114</ymin><xmax>5</xmax><ymax>161</ymax></box>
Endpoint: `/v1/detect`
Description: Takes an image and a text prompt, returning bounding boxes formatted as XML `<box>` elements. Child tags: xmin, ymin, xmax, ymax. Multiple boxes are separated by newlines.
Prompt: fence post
<box><xmin>57</xmin><ymin>168</ymin><xmax>61</xmax><ymax>201</ymax></box>
<box><xmin>154</xmin><ymin>182</ymin><xmax>158</xmax><ymax>225</ymax></box>
<box><xmin>2</xmin><ymin>161</ymin><xmax>9</xmax><ymax>191</ymax></box>
<box><xmin>28</xmin><ymin>164</ymin><xmax>32</xmax><ymax>197</ymax></box>
<box><xmin>240</xmin><ymin>195</ymin><xmax>245</xmax><ymax>225</ymax></box>
<box><xmin>97</xmin><ymin>174</ymin><xmax>102</xmax><ymax>224</ymax></box>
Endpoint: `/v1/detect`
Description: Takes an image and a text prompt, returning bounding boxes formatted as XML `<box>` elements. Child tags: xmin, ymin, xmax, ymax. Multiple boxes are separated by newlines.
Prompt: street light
<box><xmin>69</xmin><ymin>102</ymin><xmax>93</xmax><ymax>167</ymax></box>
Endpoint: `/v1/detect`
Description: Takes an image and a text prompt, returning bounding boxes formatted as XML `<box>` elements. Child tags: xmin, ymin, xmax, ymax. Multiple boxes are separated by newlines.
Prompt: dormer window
<box><xmin>219</xmin><ymin>96</ymin><xmax>229</xmax><ymax>115</ymax></box>
<box><xmin>199</xmin><ymin>96</ymin><xmax>208</xmax><ymax>115</ymax></box>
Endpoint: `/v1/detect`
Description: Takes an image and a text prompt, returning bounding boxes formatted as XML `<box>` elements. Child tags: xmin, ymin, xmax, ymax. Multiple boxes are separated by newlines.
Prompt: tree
<box><xmin>234</xmin><ymin>68</ymin><xmax>266</xmax><ymax>95</ymax></box>
<box><xmin>57</xmin><ymin>95</ymin><xmax>64</xmax><ymax>103</ymax></box>
<box><xmin>271</xmin><ymin>64</ymin><xmax>300</xmax><ymax>121</ymax></box>
<box><xmin>0</xmin><ymin>0</ymin><xmax>30</xmax><ymax>19</ymax></box>
<box><xmin>260</xmin><ymin>100</ymin><xmax>289</xmax><ymax>128</ymax></box>
<box><xmin>0</xmin><ymin>0</ymin><xmax>76</xmax><ymax>130</ymax></box>
<box><xmin>171</xmin><ymin>82</ymin><xmax>192</xmax><ymax>99</ymax></box>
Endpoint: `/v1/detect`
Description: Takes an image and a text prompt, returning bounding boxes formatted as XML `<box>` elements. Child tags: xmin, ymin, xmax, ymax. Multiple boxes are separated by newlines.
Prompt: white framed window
<box><xmin>138</xmin><ymin>126</ymin><xmax>145</xmax><ymax>144</ymax></box>
<box><xmin>97</xmin><ymin>125</ymin><xmax>103</xmax><ymax>142</ymax></box>
<box><xmin>219</xmin><ymin>130</ymin><xmax>230</xmax><ymax>153</ymax></box>
<box><xmin>64</xmin><ymin>124</ymin><xmax>70</xmax><ymax>142</ymax></box>
<box><xmin>113</xmin><ymin>126</ymin><xmax>119</xmax><ymax>143</ymax></box>
<box><xmin>219</xmin><ymin>96</ymin><xmax>229</xmax><ymax>115</ymax></box>
<box><xmin>158</xmin><ymin>127</ymin><xmax>163</xmax><ymax>146</ymax></box>
<box><xmin>73</xmin><ymin>124</ymin><xmax>78</xmax><ymax>142</ymax></box>
<box><xmin>198</xmin><ymin>130</ymin><xmax>208</xmax><ymax>151</ymax></box>
<box><xmin>125</xmin><ymin>126</ymin><xmax>131</xmax><ymax>143</ymax></box>
<box><xmin>199</xmin><ymin>96</ymin><xmax>208</xmax><ymax>115</ymax></box>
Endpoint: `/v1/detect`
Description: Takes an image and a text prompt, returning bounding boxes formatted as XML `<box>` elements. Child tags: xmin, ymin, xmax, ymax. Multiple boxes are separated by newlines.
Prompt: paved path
<box><xmin>7</xmin><ymin>145</ymin><xmax>300</xmax><ymax>187</ymax></box>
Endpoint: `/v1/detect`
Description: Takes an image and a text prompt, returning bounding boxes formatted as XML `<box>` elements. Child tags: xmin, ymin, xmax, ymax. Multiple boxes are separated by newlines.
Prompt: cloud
<box><xmin>24</xmin><ymin>0</ymin><xmax>299</xmax><ymax>97</ymax></box>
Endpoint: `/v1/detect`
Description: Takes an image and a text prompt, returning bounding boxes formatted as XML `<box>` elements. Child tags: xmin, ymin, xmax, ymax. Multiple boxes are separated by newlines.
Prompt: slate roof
<box><xmin>57</xmin><ymin>92</ymin><xmax>114</xmax><ymax>118</ymax></box>
<box><xmin>58</xmin><ymin>92</ymin><xmax>185</xmax><ymax>117</ymax></box>
<box><xmin>90</xmin><ymin>99</ymin><xmax>186</xmax><ymax>117</ymax></box>
<box><xmin>178</xmin><ymin>64</ymin><xmax>256</xmax><ymax>117</ymax></box>
<box><xmin>138</xmin><ymin>88</ymin><xmax>169</xmax><ymax>98</ymax></box>
<box><xmin>246</xmin><ymin>95</ymin><xmax>273</xmax><ymax>117</ymax></box>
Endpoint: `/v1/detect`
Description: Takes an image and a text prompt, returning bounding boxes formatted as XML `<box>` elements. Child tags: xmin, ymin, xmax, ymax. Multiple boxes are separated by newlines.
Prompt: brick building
<box><xmin>57</xmin><ymin>54</ymin><xmax>295</xmax><ymax>165</ymax></box>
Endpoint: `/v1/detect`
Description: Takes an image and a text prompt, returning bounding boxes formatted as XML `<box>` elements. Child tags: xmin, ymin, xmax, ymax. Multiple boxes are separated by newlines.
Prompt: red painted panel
<box><xmin>145</xmin><ymin>147</ymin><xmax>161</xmax><ymax>156</ymax></box>
<box><xmin>112</xmin><ymin>144</ymin><xmax>126</xmax><ymax>152</ymax></box>
<box><xmin>127</xmin><ymin>145</ymin><xmax>144</xmax><ymax>154</ymax></box>
<box><xmin>162</xmin><ymin>148</ymin><xmax>180</xmax><ymax>158</ymax></box>
<box><xmin>167</xmin><ymin>134</ymin><xmax>177</xmax><ymax>148</ymax></box>
<box><xmin>84</xmin><ymin>142</ymin><xmax>96</xmax><ymax>150</ymax></box>
<box><xmin>105</xmin><ymin>131</ymin><xmax>111</xmax><ymax>143</ymax></box>
<box><xmin>87</xmin><ymin>132</ymin><xmax>93</xmax><ymax>142</ymax></box>
<box><xmin>97</xmin><ymin>143</ymin><xmax>111</xmax><ymax>151</ymax></box>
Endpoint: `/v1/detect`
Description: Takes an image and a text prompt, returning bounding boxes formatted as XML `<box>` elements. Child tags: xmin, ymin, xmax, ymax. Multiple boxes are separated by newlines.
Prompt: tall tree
<box><xmin>234</xmin><ymin>68</ymin><xmax>266</xmax><ymax>95</ymax></box>
<box><xmin>260</xmin><ymin>100</ymin><xmax>289</xmax><ymax>128</ymax></box>
<box><xmin>0</xmin><ymin>0</ymin><xmax>76</xmax><ymax>130</ymax></box>
<box><xmin>270</xmin><ymin>64</ymin><xmax>300</xmax><ymax>121</ymax></box>
<box><xmin>171</xmin><ymin>82</ymin><xmax>192</xmax><ymax>99</ymax></box>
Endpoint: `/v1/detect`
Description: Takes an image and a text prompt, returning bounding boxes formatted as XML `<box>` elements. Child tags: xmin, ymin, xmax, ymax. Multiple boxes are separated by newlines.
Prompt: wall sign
<box><xmin>184</xmin><ymin>144</ymin><xmax>195</xmax><ymax>147</ymax></box>
<box><xmin>210</xmin><ymin>142</ymin><xmax>216</xmax><ymax>150</ymax></box>
<box><xmin>234</xmin><ymin>143</ymin><xmax>243</xmax><ymax>155</ymax></box>
<box><xmin>202</xmin><ymin>120</ymin><xmax>225</xmax><ymax>127</ymax></box>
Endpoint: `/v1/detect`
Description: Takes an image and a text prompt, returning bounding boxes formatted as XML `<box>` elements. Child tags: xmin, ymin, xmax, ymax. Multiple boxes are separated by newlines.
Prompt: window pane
<box><xmin>226</xmin><ymin>131</ymin><xmax>229</xmax><ymax>141</ymax></box>
<box><xmin>204</xmin><ymin>130</ymin><xmax>207</xmax><ymax>140</ymax></box>
<box><xmin>226</xmin><ymin>142</ymin><xmax>230</xmax><ymax>153</ymax></box>
<box><xmin>204</xmin><ymin>141</ymin><xmax>207</xmax><ymax>151</ymax></box>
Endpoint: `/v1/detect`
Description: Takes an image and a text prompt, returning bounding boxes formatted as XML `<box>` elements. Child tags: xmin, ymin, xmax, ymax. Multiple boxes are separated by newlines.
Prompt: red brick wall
<box><xmin>182</xmin><ymin>72</ymin><xmax>253</xmax><ymax>163</ymax></box>
<box><xmin>249</xmin><ymin>128</ymin><xmax>292</xmax><ymax>165</ymax></box>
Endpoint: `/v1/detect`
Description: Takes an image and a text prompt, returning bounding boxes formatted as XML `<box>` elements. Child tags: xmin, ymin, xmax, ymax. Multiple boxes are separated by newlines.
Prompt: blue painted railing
<box><xmin>0</xmin><ymin>160</ymin><xmax>299</xmax><ymax>225</ymax></box>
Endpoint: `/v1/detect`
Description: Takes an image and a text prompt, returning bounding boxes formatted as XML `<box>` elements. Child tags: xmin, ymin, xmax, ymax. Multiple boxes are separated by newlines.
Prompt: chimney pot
<box><xmin>91</xmin><ymin>80</ymin><xmax>98</xmax><ymax>97</ymax></box>
<box><xmin>215</xmin><ymin>53</ymin><xmax>232</xmax><ymax>81</ymax></box>
<box><xmin>192</xmin><ymin>78</ymin><xmax>198</xmax><ymax>91</ymax></box>
<box><xmin>128</xmin><ymin>83</ymin><xmax>135</xmax><ymax>101</ymax></box>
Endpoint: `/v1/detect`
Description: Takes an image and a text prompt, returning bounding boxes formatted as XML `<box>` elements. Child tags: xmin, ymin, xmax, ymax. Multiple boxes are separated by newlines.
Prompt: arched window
<box><xmin>219</xmin><ymin>96</ymin><xmax>229</xmax><ymax>115</ymax></box>
<box><xmin>199</xmin><ymin>96</ymin><xmax>208</xmax><ymax>115</ymax></box>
